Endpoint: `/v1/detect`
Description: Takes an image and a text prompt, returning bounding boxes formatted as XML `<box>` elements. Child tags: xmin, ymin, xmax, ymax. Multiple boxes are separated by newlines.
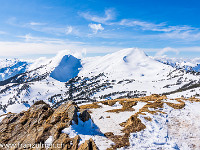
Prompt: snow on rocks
<box><xmin>62</xmin><ymin>112</ymin><xmax>114</xmax><ymax>150</ymax></box>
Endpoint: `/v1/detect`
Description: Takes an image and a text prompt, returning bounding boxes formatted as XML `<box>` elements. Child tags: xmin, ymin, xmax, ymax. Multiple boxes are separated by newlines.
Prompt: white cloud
<box><xmin>119</xmin><ymin>19</ymin><xmax>164</xmax><ymax>31</ymax></box>
<box><xmin>0</xmin><ymin>35</ymin><xmax>122</xmax><ymax>57</ymax></box>
<box><xmin>159</xmin><ymin>30</ymin><xmax>200</xmax><ymax>41</ymax></box>
<box><xmin>6</xmin><ymin>18</ymin><xmax>80</xmax><ymax>37</ymax></box>
<box><xmin>18</xmin><ymin>34</ymin><xmax>85</xmax><ymax>45</ymax></box>
<box><xmin>88</xmin><ymin>23</ymin><xmax>104</xmax><ymax>34</ymax></box>
<box><xmin>118</xmin><ymin>19</ymin><xmax>195</xmax><ymax>32</ymax></box>
<box><xmin>29</xmin><ymin>25</ymin><xmax>81</xmax><ymax>37</ymax></box>
<box><xmin>80</xmin><ymin>10</ymin><xmax>196</xmax><ymax>34</ymax></box>
<box><xmin>29</xmin><ymin>22</ymin><xmax>46</xmax><ymax>26</ymax></box>
<box><xmin>0</xmin><ymin>31</ymin><xmax>7</xmax><ymax>35</ymax></box>
<box><xmin>80</xmin><ymin>8</ymin><xmax>115</xmax><ymax>24</ymax></box>
<box><xmin>65</xmin><ymin>26</ymin><xmax>73</xmax><ymax>35</ymax></box>
<box><xmin>18</xmin><ymin>34</ymin><xmax>58</xmax><ymax>43</ymax></box>
<box><xmin>156</xmin><ymin>47</ymin><xmax>179</xmax><ymax>56</ymax></box>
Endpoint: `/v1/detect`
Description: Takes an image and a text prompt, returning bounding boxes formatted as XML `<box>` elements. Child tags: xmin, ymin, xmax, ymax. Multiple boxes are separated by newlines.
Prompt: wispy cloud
<box><xmin>0</xmin><ymin>31</ymin><xmax>7</xmax><ymax>35</ymax></box>
<box><xmin>118</xmin><ymin>19</ymin><xmax>195</xmax><ymax>32</ymax></box>
<box><xmin>18</xmin><ymin>34</ymin><xmax>84</xmax><ymax>44</ymax></box>
<box><xmin>28</xmin><ymin>25</ymin><xmax>80</xmax><ymax>36</ymax></box>
<box><xmin>29</xmin><ymin>22</ymin><xmax>46</xmax><ymax>26</ymax></box>
<box><xmin>159</xmin><ymin>30</ymin><xmax>200</xmax><ymax>41</ymax></box>
<box><xmin>156</xmin><ymin>47</ymin><xmax>179</xmax><ymax>56</ymax></box>
<box><xmin>80</xmin><ymin>9</ymin><xmax>197</xmax><ymax>34</ymax></box>
<box><xmin>118</xmin><ymin>19</ymin><xmax>164</xmax><ymax>31</ymax></box>
<box><xmin>6</xmin><ymin>17</ymin><xmax>80</xmax><ymax>36</ymax></box>
<box><xmin>65</xmin><ymin>26</ymin><xmax>73</xmax><ymax>35</ymax></box>
<box><xmin>88</xmin><ymin>23</ymin><xmax>104</xmax><ymax>34</ymax></box>
<box><xmin>80</xmin><ymin>8</ymin><xmax>115</xmax><ymax>24</ymax></box>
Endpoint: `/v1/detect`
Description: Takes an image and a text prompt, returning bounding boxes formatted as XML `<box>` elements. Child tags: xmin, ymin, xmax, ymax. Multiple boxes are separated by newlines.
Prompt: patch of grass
<box><xmin>79</xmin><ymin>94</ymin><xmax>200</xmax><ymax>149</ymax></box>
<box><xmin>166</xmin><ymin>99</ymin><xmax>185</xmax><ymax>109</ymax></box>
<box><xmin>79</xmin><ymin>103</ymin><xmax>101</xmax><ymax>109</ymax></box>
<box><xmin>144</xmin><ymin>117</ymin><xmax>152</xmax><ymax>121</ymax></box>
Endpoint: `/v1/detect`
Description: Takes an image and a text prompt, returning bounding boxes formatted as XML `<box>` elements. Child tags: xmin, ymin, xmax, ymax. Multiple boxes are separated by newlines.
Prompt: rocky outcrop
<box><xmin>78</xmin><ymin>138</ymin><xmax>98</xmax><ymax>150</ymax></box>
<box><xmin>0</xmin><ymin>100</ymin><xmax>98</xmax><ymax>150</ymax></box>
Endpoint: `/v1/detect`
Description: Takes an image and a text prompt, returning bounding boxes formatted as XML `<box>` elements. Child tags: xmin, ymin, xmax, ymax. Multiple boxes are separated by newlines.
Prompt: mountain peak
<box><xmin>50</xmin><ymin>55</ymin><xmax>82</xmax><ymax>82</ymax></box>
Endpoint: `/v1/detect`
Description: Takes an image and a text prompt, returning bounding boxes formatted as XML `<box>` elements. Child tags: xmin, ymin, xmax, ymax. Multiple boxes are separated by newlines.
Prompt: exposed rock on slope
<box><xmin>0</xmin><ymin>100</ymin><xmax>98</xmax><ymax>150</ymax></box>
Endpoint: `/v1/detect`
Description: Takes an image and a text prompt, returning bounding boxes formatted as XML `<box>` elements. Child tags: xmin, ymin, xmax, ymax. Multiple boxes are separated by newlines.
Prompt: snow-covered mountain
<box><xmin>0</xmin><ymin>59</ymin><xmax>28</xmax><ymax>81</ymax></box>
<box><xmin>0</xmin><ymin>48</ymin><xmax>199</xmax><ymax>115</ymax></box>
<box><xmin>153</xmin><ymin>56</ymin><xmax>200</xmax><ymax>72</ymax></box>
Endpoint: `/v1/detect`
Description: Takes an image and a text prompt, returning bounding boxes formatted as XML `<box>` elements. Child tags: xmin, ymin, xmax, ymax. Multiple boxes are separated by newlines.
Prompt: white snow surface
<box><xmin>62</xmin><ymin>112</ymin><xmax>113</xmax><ymax>149</ymax></box>
<box><xmin>0</xmin><ymin>48</ymin><xmax>200</xmax><ymax>115</ymax></box>
<box><xmin>88</xmin><ymin>102</ymin><xmax>146</xmax><ymax>135</ymax></box>
<box><xmin>76</xmin><ymin>100</ymin><xmax>200</xmax><ymax>150</ymax></box>
<box><xmin>45</xmin><ymin>136</ymin><xmax>53</xmax><ymax>145</ymax></box>
<box><xmin>0</xmin><ymin>49</ymin><xmax>200</xmax><ymax>149</ymax></box>
<box><xmin>80</xmin><ymin>48</ymin><xmax>172</xmax><ymax>81</ymax></box>
<box><xmin>0</xmin><ymin>115</ymin><xmax>6</xmax><ymax>122</ymax></box>
<box><xmin>50</xmin><ymin>55</ymin><xmax>82</xmax><ymax>82</ymax></box>
<box><xmin>126</xmin><ymin>102</ymin><xmax>200</xmax><ymax>150</ymax></box>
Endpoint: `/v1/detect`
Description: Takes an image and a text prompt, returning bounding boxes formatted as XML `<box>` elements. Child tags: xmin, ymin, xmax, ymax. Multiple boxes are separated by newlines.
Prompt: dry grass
<box><xmin>101</xmin><ymin>100</ymin><xmax>117</xmax><ymax>106</ymax></box>
<box><xmin>79</xmin><ymin>102</ymin><xmax>101</xmax><ymax>109</ymax></box>
<box><xmin>144</xmin><ymin>117</ymin><xmax>152</xmax><ymax>121</ymax></box>
<box><xmin>105</xmin><ymin>132</ymin><xmax>130</xmax><ymax>150</ymax></box>
<box><xmin>166</xmin><ymin>99</ymin><xmax>185</xmax><ymax>109</ymax></box>
<box><xmin>78</xmin><ymin>94</ymin><xmax>200</xmax><ymax>149</ymax></box>
<box><xmin>106</xmin><ymin>100</ymin><xmax>137</xmax><ymax>113</ymax></box>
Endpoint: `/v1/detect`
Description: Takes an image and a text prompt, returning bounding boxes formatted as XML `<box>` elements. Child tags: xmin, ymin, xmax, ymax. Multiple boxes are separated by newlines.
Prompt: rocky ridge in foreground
<box><xmin>0</xmin><ymin>95</ymin><xmax>200</xmax><ymax>149</ymax></box>
<box><xmin>0</xmin><ymin>100</ymin><xmax>98</xmax><ymax>150</ymax></box>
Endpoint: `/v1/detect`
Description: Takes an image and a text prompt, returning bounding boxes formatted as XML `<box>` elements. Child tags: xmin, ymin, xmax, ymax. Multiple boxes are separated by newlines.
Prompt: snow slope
<box><xmin>153</xmin><ymin>56</ymin><xmax>200</xmax><ymax>72</ymax></box>
<box><xmin>75</xmin><ymin>97</ymin><xmax>200</xmax><ymax>149</ymax></box>
<box><xmin>0</xmin><ymin>59</ymin><xmax>28</xmax><ymax>81</ymax></box>
<box><xmin>0</xmin><ymin>48</ymin><xmax>199</xmax><ymax>115</ymax></box>
<box><xmin>50</xmin><ymin>55</ymin><xmax>82</xmax><ymax>82</ymax></box>
<box><xmin>80</xmin><ymin>48</ymin><xmax>171</xmax><ymax>81</ymax></box>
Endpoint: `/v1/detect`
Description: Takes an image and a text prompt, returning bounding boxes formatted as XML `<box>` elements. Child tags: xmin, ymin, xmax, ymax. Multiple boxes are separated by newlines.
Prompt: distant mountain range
<box><xmin>0</xmin><ymin>48</ymin><xmax>199</xmax><ymax>115</ymax></box>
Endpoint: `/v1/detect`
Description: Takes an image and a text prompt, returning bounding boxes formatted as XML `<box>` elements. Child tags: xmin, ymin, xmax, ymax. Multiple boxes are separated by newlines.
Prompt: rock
<box><xmin>49</xmin><ymin>101</ymin><xmax>78</xmax><ymax>125</ymax></box>
<box><xmin>72</xmin><ymin>135</ymin><xmax>81</xmax><ymax>150</ymax></box>
<box><xmin>79</xmin><ymin>110</ymin><xmax>91</xmax><ymax>122</ymax></box>
<box><xmin>50</xmin><ymin>133</ymin><xmax>71</xmax><ymax>150</ymax></box>
<box><xmin>104</xmin><ymin>132</ymin><xmax>114</xmax><ymax>137</ymax></box>
<box><xmin>78</xmin><ymin>138</ymin><xmax>98</xmax><ymax>150</ymax></box>
<box><xmin>122</xmin><ymin>115</ymin><xmax>146</xmax><ymax>134</ymax></box>
<box><xmin>0</xmin><ymin>100</ymin><xmax>87</xmax><ymax>150</ymax></box>
<box><xmin>99</xmin><ymin>116</ymin><xmax>104</xmax><ymax>119</ymax></box>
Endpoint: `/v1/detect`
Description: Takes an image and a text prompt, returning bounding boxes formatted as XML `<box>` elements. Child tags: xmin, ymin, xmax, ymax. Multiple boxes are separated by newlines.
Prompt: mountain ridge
<box><xmin>0</xmin><ymin>48</ymin><xmax>199</xmax><ymax>115</ymax></box>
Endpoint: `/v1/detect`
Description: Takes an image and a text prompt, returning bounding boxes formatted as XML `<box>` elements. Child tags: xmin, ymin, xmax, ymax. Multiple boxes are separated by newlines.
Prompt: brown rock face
<box><xmin>78</xmin><ymin>138</ymin><xmax>98</xmax><ymax>150</ymax></box>
<box><xmin>0</xmin><ymin>101</ymin><xmax>97</xmax><ymax>150</ymax></box>
<box><xmin>79</xmin><ymin>110</ymin><xmax>91</xmax><ymax>122</ymax></box>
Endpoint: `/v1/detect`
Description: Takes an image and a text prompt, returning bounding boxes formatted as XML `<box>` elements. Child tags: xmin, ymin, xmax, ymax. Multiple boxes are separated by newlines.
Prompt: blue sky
<box><xmin>0</xmin><ymin>0</ymin><xmax>200</xmax><ymax>58</ymax></box>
